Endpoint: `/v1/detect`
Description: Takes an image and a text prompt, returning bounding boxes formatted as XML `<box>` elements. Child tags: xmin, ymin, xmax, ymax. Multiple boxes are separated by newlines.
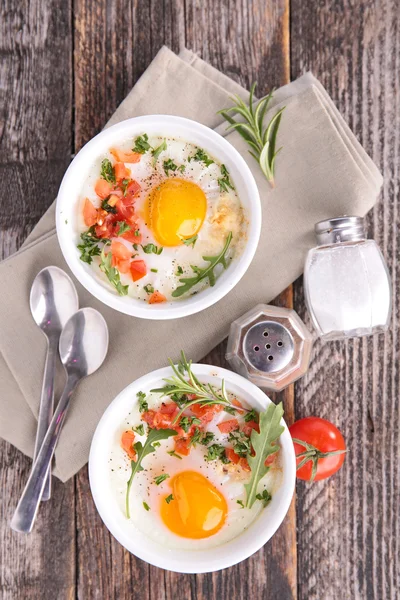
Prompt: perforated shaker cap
<box><xmin>226</xmin><ymin>304</ymin><xmax>313</xmax><ymax>391</ymax></box>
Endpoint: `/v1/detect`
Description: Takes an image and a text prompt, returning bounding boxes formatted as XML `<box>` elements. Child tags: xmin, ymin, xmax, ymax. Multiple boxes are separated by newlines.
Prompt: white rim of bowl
<box><xmin>89</xmin><ymin>364</ymin><xmax>296</xmax><ymax>573</ymax></box>
<box><xmin>56</xmin><ymin>115</ymin><xmax>261</xmax><ymax>320</ymax></box>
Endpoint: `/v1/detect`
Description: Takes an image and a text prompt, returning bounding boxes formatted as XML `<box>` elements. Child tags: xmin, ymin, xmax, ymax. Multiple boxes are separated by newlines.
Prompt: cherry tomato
<box><xmin>289</xmin><ymin>417</ymin><xmax>346</xmax><ymax>481</ymax></box>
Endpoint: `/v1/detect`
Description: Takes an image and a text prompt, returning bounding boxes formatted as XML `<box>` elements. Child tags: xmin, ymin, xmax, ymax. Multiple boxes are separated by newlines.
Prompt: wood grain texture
<box><xmin>0</xmin><ymin>2</ymin><xmax>75</xmax><ymax>598</ymax></box>
<box><xmin>291</xmin><ymin>1</ymin><xmax>400</xmax><ymax>599</ymax></box>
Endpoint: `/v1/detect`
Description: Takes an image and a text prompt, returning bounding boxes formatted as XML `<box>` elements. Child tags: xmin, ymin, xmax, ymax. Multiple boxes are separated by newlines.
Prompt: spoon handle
<box><xmin>33</xmin><ymin>336</ymin><xmax>58</xmax><ymax>501</ymax></box>
<box><xmin>10</xmin><ymin>373</ymin><xmax>80</xmax><ymax>534</ymax></box>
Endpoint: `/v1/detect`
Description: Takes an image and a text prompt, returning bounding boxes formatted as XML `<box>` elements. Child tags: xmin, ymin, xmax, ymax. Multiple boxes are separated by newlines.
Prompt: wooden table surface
<box><xmin>1</xmin><ymin>1</ymin><xmax>399</xmax><ymax>598</ymax></box>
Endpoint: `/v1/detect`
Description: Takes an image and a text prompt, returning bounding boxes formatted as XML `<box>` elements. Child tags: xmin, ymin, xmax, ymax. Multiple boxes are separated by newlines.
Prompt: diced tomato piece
<box><xmin>95</xmin><ymin>213</ymin><xmax>117</xmax><ymax>239</ymax></box>
<box><xmin>175</xmin><ymin>438</ymin><xmax>191</xmax><ymax>456</ymax></box>
<box><xmin>217</xmin><ymin>418</ymin><xmax>239</xmax><ymax>434</ymax></box>
<box><xmin>117</xmin><ymin>258</ymin><xmax>131</xmax><ymax>274</ymax></box>
<box><xmin>95</xmin><ymin>178</ymin><xmax>112</xmax><ymax>199</ymax></box>
<box><xmin>225</xmin><ymin>447</ymin><xmax>240</xmax><ymax>464</ymax></box>
<box><xmin>111</xmin><ymin>240</ymin><xmax>131</xmax><ymax>261</ymax></box>
<box><xmin>114</xmin><ymin>162</ymin><xmax>131</xmax><ymax>181</ymax></box>
<box><xmin>125</xmin><ymin>179</ymin><xmax>141</xmax><ymax>199</ymax></box>
<box><xmin>264</xmin><ymin>453</ymin><xmax>277</xmax><ymax>467</ymax></box>
<box><xmin>116</xmin><ymin>199</ymin><xmax>136</xmax><ymax>225</ymax></box>
<box><xmin>130</xmin><ymin>259</ymin><xmax>147</xmax><ymax>282</ymax></box>
<box><xmin>141</xmin><ymin>410</ymin><xmax>156</xmax><ymax>427</ymax></box>
<box><xmin>121</xmin><ymin>228</ymin><xmax>142</xmax><ymax>243</ymax></box>
<box><xmin>121</xmin><ymin>430</ymin><xmax>136</xmax><ymax>459</ymax></box>
<box><xmin>148</xmin><ymin>291</ymin><xmax>167</xmax><ymax>304</ymax></box>
<box><xmin>159</xmin><ymin>402</ymin><xmax>178</xmax><ymax>415</ymax></box>
<box><xmin>191</xmin><ymin>403</ymin><xmax>223</xmax><ymax>425</ymax></box>
<box><xmin>239</xmin><ymin>457</ymin><xmax>251</xmax><ymax>471</ymax></box>
<box><xmin>110</xmin><ymin>148</ymin><xmax>142</xmax><ymax>163</ymax></box>
<box><xmin>242</xmin><ymin>420</ymin><xmax>260</xmax><ymax>437</ymax></box>
<box><xmin>83</xmin><ymin>198</ymin><xmax>98</xmax><ymax>227</ymax></box>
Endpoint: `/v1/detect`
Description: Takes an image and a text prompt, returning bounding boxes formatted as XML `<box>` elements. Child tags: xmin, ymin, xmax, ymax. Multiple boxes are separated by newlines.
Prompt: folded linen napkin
<box><xmin>0</xmin><ymin>46</ymin><xmax>382</xmax><ymax>481</ymax></box>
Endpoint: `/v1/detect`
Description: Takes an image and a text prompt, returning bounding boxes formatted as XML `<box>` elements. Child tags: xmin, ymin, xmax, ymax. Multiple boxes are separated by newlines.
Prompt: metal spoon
<box><xmin>11</xmin><ymin>307</ymin><xmax>109</xmax><ymax>533</ymax></box>
<box><xmin>30</xmin><ymin>266</ymin><xmax>78</xmax><ymax>500</ymax></box>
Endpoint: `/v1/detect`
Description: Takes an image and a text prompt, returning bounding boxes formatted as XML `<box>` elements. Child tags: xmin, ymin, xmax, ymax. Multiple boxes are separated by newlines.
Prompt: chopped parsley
<box><xmin>182</xmin><ymin>234</ymin><xmax>197</xmax><ymax>248</ymax></box>
<box><xmin>144</xmin><ymin>284</ymin><xmax>154</xmax><ymax>295</ymax></box>
<box><xmin>133</xmin><ymin>133</ymin><xmax>151</xmax><ymax>154</ymax></box>
<box><xmin>152</xmin><ymin>139</ymin><xmax>167</xmax><ymax>164</ymax></box>
<box><xmin>100</xmin><ymin>158</ymin><xmax>116</xmax><ymax>183</ymax></box>
<box><xmin>224</xmin><ymin>405</ymin><xmax>237</xmax><ymax>415</ymax></box>
<box><xmin>163</xmin><ymin>159</ymin><xmax>178</xmax><ymax>176</ymax></box>
<box><xmin>179</xmin><ymin>416</ymin><xmax>201</xmax><ymax>433</ymax></box>
<box><xmin>190</xmin><ymin>428</ymin><xmax>215</xmax><ymax>447</ymax></box>
<box><xmin>167</xmin><ymin>450</ymin><xmax>182</xmax><ymax>460</ymax></box>
<box><xmin>99</xmin><ymin>247</ymin><xmax>129</xmax><ymax>296</ymax></box>
<box><xmin>143</xmin><ymin>501</ymin><xmax>150</xmax><ymax>511</ymax></box>
<box><xmin>137</xmin><ymin>391</ymin><xmax>148</xmax><ymax>413</ymax></box>
<box><xmin>77</xmin><ymin>227</ymin><xmax>103</xmax><ymax>264</ymax></box>
<box><xmin>101</xmin><ymin>198</ymin><xmax>117</xmax><ymax>214</ymax></box>
<box><xmin>188</xmin><ymin>148</ymin><xmax>214</xmax><ymax>167</ymax></box>
<box><xmin>134</xmin><ymin>229</ymin><xmax>141</xmax><ymax>237</ymax></box>
<box><xmin>141</xmin><ymin>243</ymin><xmax>163</xmax><ymax>255</ymax></box>
<box><xmin>176</xmin><ymin>265</ymin><xmax>183</xmax><ymax>275</ymax></box>
<box><xmin>177</xmin><ymin>164</ymin><xmax>186</xmax><ymax>173</ymax></box>
<box><xmin>205</xmin><ymin>444</ymin><xmax>230</xmax><ymax>464</ymax></box>
<box><xmin>154</xmin><ymin>474</ymin><xmax>170</xmax><ymax>485</ymax></box>
<box><xmin>152</xmin><ymin>441</ymin><xmax>161</xmax><ymax>448</ymax></box>
<box><xmin>117</xmin><ymin>221</ymin><xmax>131</xmax><ymax>236</ymax></box>
<box><xmin>151</xmin><ymin>268</ymin><xmax>158</xmax><ymax>273</ymax></box>
<box><xmin>132</xmin><ymin>424</ymin><xmax>145</xmax><ymax>436</ymax></box>
<box><xmin>237</xmin><ymin>499</ymin><xmax>245</xmax><ymax>509</ymax></box>
<box><xmin>256</xmin><ymin>489</ymin><xmax>272</xmax><ymax>507</ymax></box>
<box><xmin>244</xmin><ymin>408</ymin><xmax>259</xmax><ymax>423</ymax></box>
<box><xmin>165</xmin><ymin>494</ymin><xmax>174</xmax><ymax>504</ymax></box>
<box><xmin>228</xmin><ymin>430</ymin><xmax>251</xmax><ymax>457</ymax></box>
<box><xmin>218</xmin><ymin>164</ymin><xmax>235</xmax><ymax>192</ymax></box>
<box><xmin>121</xmin><ymin>178</ymin><xmax>130</xmax><ymax>196</ymax></box>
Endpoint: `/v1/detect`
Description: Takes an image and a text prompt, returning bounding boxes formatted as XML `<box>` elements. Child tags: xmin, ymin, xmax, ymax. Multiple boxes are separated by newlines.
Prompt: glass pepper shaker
<box><xmin>304</xmin><ymin>216</ymin><xmax>392</xmax><ymax>340</ymax></box>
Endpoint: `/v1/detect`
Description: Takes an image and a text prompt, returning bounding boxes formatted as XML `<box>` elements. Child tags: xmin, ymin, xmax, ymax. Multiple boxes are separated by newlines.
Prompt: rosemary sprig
<box><xmin>150</xmin><ymin>350</ymin><xmax>249</xmax><ymax>423</ymax></box>
<box><xmin>172</xmin><ymin>232</ymin><xmax>232</xmax><ymax>297</ymax></box>
<box><xmin>218</xmin><ymin>83</ymin><xmax>285</xmax><ymax>187</ymax></box>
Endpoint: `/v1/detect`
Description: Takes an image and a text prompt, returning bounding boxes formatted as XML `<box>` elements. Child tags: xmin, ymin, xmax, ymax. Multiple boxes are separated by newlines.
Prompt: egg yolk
<box><xmin>146</xmin><ymin>179</ymin><xmax>207</xmax><ymax>246</ymax></box>
<box><xmin>161</xmin><ymin>471</ymin><xmax>227</xmax><ymax>539</ymax></box>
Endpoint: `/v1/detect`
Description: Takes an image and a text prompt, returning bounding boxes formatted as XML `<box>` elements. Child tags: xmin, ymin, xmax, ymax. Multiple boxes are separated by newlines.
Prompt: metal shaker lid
<box><xmin>226</xmin><ymin>304</ymin><xmax>313</xmax><ymax>392</ymax></box>
<box><xmin>315</xmin><ymin>216</ymin><xmax>365</xmax><ymax>245</ymax></box>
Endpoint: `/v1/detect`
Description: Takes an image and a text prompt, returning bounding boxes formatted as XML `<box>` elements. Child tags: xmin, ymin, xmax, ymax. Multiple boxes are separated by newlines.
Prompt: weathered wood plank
<box><xmin>0</xmin><ymin>1</ymin><xmax>75</xmax><ymax>599</ymax></box>
<box><xmin>291</xmin><ymin>1</ymin><xmax>400</xmax><ymax>599</ymax></box>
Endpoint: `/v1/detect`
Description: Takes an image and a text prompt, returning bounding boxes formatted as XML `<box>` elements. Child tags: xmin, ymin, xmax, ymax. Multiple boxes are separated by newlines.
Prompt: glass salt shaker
<box><xmin>304</xmin><ymin>216</ymin><xmax>392</xmax><ymax>340</ymax></box>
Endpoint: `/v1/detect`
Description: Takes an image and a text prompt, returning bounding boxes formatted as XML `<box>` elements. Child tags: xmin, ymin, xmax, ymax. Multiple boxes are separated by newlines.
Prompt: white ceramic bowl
<box><xmin>56</xmin><ymin>116</ymin><xmax>261</xmax><ymax>319</ymax></box>
<box><xmin>89</xmin><ymin>364</ymin><xmax>296</xmax><ymax>573</ymax></box>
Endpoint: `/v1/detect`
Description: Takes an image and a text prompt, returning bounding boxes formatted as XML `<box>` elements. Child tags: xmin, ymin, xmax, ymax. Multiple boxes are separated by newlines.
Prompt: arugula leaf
<box><xmin>141</xmin><ymin>243</ymin><xmax>163</xmax><ymax>255</ymax></box>
<box><xmin>172</xmin><ymin>232</ymin><xmax>232</xmax><ymax>297</ymax></box>
<box><xmin>182</xmin><ymin>234</ymin><xmax>197</xmax><ymax>248</ymax></box>
<box><xmin>133</xmin><ymin>133</ymin><xmax>151</xmax><ymax>154</ymax></box>
<box><xmin>218</xmin><ymin>164</ymin><xmax>235</xmax><ymax>192</ymax></box>
<box><xmin>143</xmin><ymin>501</ymin><xmax>150</xmax><ymax>511</ymax></box>
<box><xmin>77</xmin><ymin>227</ymin><xmax>103</xmax><ymax>264</ymax></box>
<box><xmin>154</xmin><ymin>474</ymin><xmax>170</xmax><ymax>485</ymax></box>
<box><xmin>132</xmin><ymin>424</ymin><xmax>145</xmax><ymax>436</ymax></box>
<box><xmin>188</xmin><ymin>148</ymin><xmax>214</xmax><ymax>167</ymax></box>
<box><xmin>101</xmin><ymin>198</ymin><xmax>117</xmax><ymax>214</ymax></box>
<box><xmin>125</xmin><ymin>428</ymin><xmax>176</xmax><ymax>518</ymax></box>
<box><xmin>163</xmin><ymin>159</ymin><xmax>178</xmax><ymax>176</ymax></box>
<box><xmin>165</xmin><ymin>494</ymin><xmax>174</xmax><ymax>504</ymax></box>
<box><xmin>205</xmin><ymin>444</ymin><xmax>230</xmax><ymax>464</ymax></box>
<box><xmin>100</xmin><ymin>158</ymin><xmax>116</xmax><ymax>183</ymax></box>
<box><xmin>99</xmin><ymin>247</ymin><xmax>129</xmax><ymax>296</ymax></box>
<box><xmin>256</xmin><ymin>489</ymin><xmax>272</xmax><ymax>507</ymax></box>
<box><xmin>117</xmin><ymin>222</ymin><xmax>131</xmax><ymax>236</ymax></box>
<box><xmin>244</xmin><ymin>402</ymin><xmax>284</xmax><ymax>508</ymax></box>
<box><xmin>137</xmin><ymin>391</ymin><xmax>148</xmax><ymax>413</ymax></box>
<box><xmin>152</xmin><ymin>139</ymin><xmax>167</xmax><ymax>164</ymax></box>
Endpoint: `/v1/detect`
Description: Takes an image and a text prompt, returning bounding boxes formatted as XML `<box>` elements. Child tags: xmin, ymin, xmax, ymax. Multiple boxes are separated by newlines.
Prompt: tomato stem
<box><xmin>291</xmin><ymin>437</ymin><xmax>347</xmax><ymax>481</ymax></box>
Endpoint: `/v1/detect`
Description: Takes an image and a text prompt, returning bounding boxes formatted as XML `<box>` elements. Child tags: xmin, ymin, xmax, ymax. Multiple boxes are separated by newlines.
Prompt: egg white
<box><xmin>109</xmin><ymin>390</ymin><xmax>282</xmax><ymax>550</ymax></box>
<box><xmin>78</xmin><ymin>136</ymin><xmax>248</xmax><ymax>301</ymax></box>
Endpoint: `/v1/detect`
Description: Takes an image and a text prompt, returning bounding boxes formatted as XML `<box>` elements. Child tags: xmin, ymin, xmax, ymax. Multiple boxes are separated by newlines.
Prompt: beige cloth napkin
<box><xmin>0</xmin><ymin>47</ymin><xmax>382</xmax><ymax>481</ymax></box>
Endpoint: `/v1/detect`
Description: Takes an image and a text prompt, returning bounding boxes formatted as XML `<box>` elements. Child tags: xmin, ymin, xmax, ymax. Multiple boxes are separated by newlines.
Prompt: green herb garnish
<box><xmin>117</xmin><ymin>222</ymin><xmax>131</xmax><ymax>236</ymax></box>
<box><xmin>77</xmin><ymin>227</ymin><xmax>103</xmax><ymax>264</ymax></box>
<box><xmin>237</xmin><ymin>499</ymin><xmax>245</xmax><ymax>509</ymax></box>
<box><xmin>176</xmin><ymin>265</ymin><xmax>183</xmax><ymax>275</ymax></box>
<box><xmin>144</xmin><ymin>284</ymin><xmax>154</xmax><ymax>295</ymax></box>
<box><xmin>153</xmin><ymin>441</ymin><xmax>161</xmax><ymax>448</ymax></box>
<box><xmin>100</xmin><ymin>158</ymin><xmax>116</xmax><ymax>184</ymax></box>
<box><xmin>218</xmin><ymin>84</ymin><xmax>285</xmax><ymax>187</ymax></box>
<box><xmin>151</xmin><ymin>268</ymin><xmax>158</xmax><ymax>273</ymax></box>
<box><xmin>244</xmin><ymin>402</ymin><xmax>284</xmax><ymax>508</ymax></box>
<box><xmin>141</xmin><ymin>243</ymin><xmax>163</xmax><ymax>255</ymax></box>
<box><xmin>218</xmin><ymin>164</ymin><xmax>235</xmax><ymax>192</ymax></box>
<box><xmin>133</xmin><ymin>134</ymin><xmax>151</xmax><ymax>154</ymax></box>
<box><xmin>190</xmin><ymin>428</ymin><xmax>215</xmax><ymax>447</ymax></box>
<box><xmin>133</xmin><ymin>424</ymin><xmax>145</xmax><ymax>436</ymax></box>
<box><xmin>205</xmin><ymin>444</ymin><xmax>230</xmax><ymax>464</ymax></box>
<box><xmin>163</xmin><ymin>159</ymin><xmax>178</xmax><ymax>176</ymax></box>
<box><xmin>182</xmin><ymin>234</ymin><xmax>198</xmax><ymax>248</ymax></box>
<box><xmin>152</xmin><ymin>139</ymin><xmax>167</xmax><ymax>165</ymax></box>
<box><xmin>172</xmin><ymin>232</ymin><xmax>232</xmax><ymax>297</ymax></box>
<box><xmin>177</xmin><ymin>164</ymin><xmax>186</xmax><ymax>173</ymax></box>
<box><xmin>125</xmin><ymin>428</ymin><xmax>176</xmax><ymax>518</ymax></box>
<box><xmin>244</xmin><ymin>408</ymin><xmax>259</xmax><ymax>423</ymax></box>
<box><xmin>121</xmin><ymin>178</ymin><xmax>130</xmax><ymax>196</ymax></box>
<box><xmin>99</xmin><ymin>247</ymin><xmax>129</xmax><ymax>296</ymax></box>
<box><xmin>189</xmin><ymin>148</ymin><xmax>214</xmax><ymax>167</ymax></box>
<box><xmin>143</xmin><ymin>501</ymin><xmax>150</xmax><ymax>511</ymax></box>
<box><xmin>179</xmin><ymin>416</ymin><xmax>201</xmax><ymax>433</ymax></box>
<box><xmin>256</xmin><ymin>489</ymin><xmax>272</xmax><ymax>507</ymax></box>
<box><xmin>167</xmin><ymin>450</ymin><xmax>182</xmax><ymax>460</ymax></box>
<box><xmin>154</xmin><ymin>474</ymin><xmax>170</xmax><ymax>485</ymax></box>
<box><xmin>101</xmin><ymin>198</ymin><xmax>117</xmax><ymax>214</ymax></box>
<box><xmin>228</xmin><ymin>430</ymin><xmax>251</xmax><ymax>457</ymax></box>
<box><xmin>165</xmin><ymin>494</ymin><xmax>174</xmax><ymax>504</ymax></box>
<box><xmin>137</xmin><ymin>391</ymin><xmax>148</xmax><ymax>413</ymax></box>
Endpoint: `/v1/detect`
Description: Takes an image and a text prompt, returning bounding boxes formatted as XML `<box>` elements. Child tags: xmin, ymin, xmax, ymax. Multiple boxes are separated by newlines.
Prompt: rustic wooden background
<box><xmin>1</xmin><ymin>0</ymin><xmax>399</xmax><ymax>598</ymax></box>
